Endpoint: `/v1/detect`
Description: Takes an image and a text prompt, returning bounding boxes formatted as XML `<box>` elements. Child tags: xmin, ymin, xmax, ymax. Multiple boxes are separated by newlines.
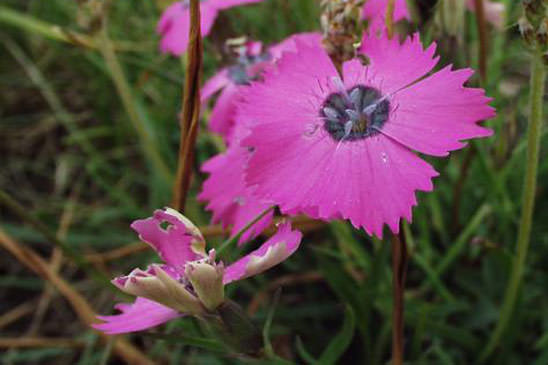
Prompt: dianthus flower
<box><xmin>362</xmin><ymin>0</ymin><xmax>410</xmax><ymax>30</ymax></box>
<box><xmin>157</xmin><ymin>0</ymin><xmax>263</xmax><ymax>56</ymax></box>
<box><xmin>238</xmin><ymin>32</ymin><xmax>495</xmax><ymax>237</ymax></box>
<box><xmin>201</xmin><ymin>33</ymin><xmax>321</xmax><ymax>142</ymax></box>
<box><xmin>94</xmin><ymin>208</ymin><xmax>302</xmax><ymax>334</ymax></box>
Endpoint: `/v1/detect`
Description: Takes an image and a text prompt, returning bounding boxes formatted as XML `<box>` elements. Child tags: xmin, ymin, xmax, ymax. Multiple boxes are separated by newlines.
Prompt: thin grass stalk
<box><xmin>0</xmin><ymin>189</ymin><xmax>111</xmax><ymax>288</ymax></box>
<box><xmin>98</xmin><ymin>14</ymin><xmax>173</xmax><ymax>185</ymax></box>
<box><xmin>173</xmin><ymin>0</ymin><xmax>203</xmax><ymax>211</ymax></box>
<box><xmin>473</xmin><ymin>0</ymin><xmax>488</xmax><ymax>83</ymax></box>
<box><xmin>479</xmin><ymin>46</ymin><xmax>546</xmax><ymax>363</ymax></box>
<box><xmin>391</xmin><ymin>227</ymin><xmax>408</xmax><ymax>365</ymax></box>
<box><xmin>385</xmin><ymin>0</ymin><xmax>396</xmax><ymax>39</ymax></box>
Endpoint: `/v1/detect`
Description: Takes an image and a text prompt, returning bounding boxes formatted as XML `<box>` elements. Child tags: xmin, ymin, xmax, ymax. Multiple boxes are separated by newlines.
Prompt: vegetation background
<box><xmin>1</xmin><ymin>0</ymin><xmax>547</xmax><ymax>364</ymax></box>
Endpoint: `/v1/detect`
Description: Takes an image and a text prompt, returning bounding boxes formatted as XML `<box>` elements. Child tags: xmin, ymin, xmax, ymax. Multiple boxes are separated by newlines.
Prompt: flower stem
<box><xmin>173</xmin><ymin>0</ymin><xmax>203</xmax><ymax>211</ymax></box>
<box><xmin>217</xmin><ymin>206</ymin><xmax>275</xmax><ymax>256</ymax></box>
<box><xmin>391</xmin><ymin>226</ymin><xmax>408</xmax><ymax>365</ymax></box>
<box><xmin>385</xmin><ymin>0</ymin><xmax>396</xmax><ymax>39</ymax></box>
<box><xmin>473</xmin><ymin>0</ymin><xmax>488</xmax><ymax>84</ymax></box>
<box><xmin>479</xmin><ymin>46</ymin><xmax>546</xmax><ymax>362</ymax></box>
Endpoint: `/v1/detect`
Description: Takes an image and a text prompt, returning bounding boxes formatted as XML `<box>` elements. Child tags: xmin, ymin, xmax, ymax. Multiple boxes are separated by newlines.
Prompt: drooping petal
<box><xmin>199</xmin><ymin>128</ymin><xmax>273</xmax><ymax>245</ymax></box>
<box><xmin>223</xmin><ymin>223</ymin><xmax>302</xmax><ymax>284</ymax></box>
<box><xmin>130</xmin><ymin>208</ymin><xmax>206</xmax><ymax>269</ymax></box>
<box><xmin>93</xmin><ymin>297</ymin><xmax>180</xmax><ymax>334</ymax></box>
<box><xmin>208</xmin><ymin>84</ymin><xmax>241</xmax><ymax>141</ymax></box>
<box><xmin>358</xmin><ymin>32</ymin><xmax>439</xmax><ymax>94</ymax></box>
<box><xmin>157</xmin><ymin>2</ymin><xmax>219</xmax><ymax>56</ymax></box>
<box><xmin>379</xmin><ymin>66</ymin><xmax>495</xmax><ymax>156</ymax></box>
<box><xmin>362</xmin><ymin>0</ymin><xmax>410</xmax><ymax>30</ymax></box>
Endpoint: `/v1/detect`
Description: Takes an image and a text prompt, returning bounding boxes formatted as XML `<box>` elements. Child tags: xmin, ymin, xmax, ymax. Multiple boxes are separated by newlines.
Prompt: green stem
<box><xmin>217</xmin><ymin>206</ymin><xmax>276</xmax><ymax>256</ymax></box>
<box><xmin>479</xmin><ymin>47</ymin><xmax>546</xmax><ymax>362</ymax></box>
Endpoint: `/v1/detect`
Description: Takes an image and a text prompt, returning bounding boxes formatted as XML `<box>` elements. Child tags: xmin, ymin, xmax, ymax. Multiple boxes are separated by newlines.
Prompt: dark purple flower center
<box><xmin>321</xmin><ymin>85</ymin><xmax>389</xmax><ymax>142</ymax></box>
<box><xmin>228</xmin><ymin>52</ymin><xmax>272</xmax><ymax>85</ymax></box>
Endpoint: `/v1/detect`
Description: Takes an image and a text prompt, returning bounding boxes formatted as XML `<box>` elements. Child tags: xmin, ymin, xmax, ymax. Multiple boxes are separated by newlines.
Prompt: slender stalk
<box><xmin>173</xmin><ymin>0</ymin><xmax>203</xmax><ymax>211</ymax></box>
<box><xmin>385</xmin><ymin>0</ymin><xmax>396</xmax><ymax>39</ymax></box>
<box><xmin>479</xmin><ymin>47</ymin><xmax>546</xmax><ymax>362</ymax></box>
<box><xmin>473</xmin><ymin>0</ymin><xmax>488</xmax><ymax>84</ymax></box>
<box><xmin>217</xmin><ymin>206</ymin><xmax>276</xmax><ymax>256</ymax></box>
<box><xmin>391</xmin><ymin>227</ymin><xmax>408</xmax><ymax>365</ymax></box>
<box><xmin>99</xmin><ymin>17</ymin><xmax>173</xmax><ymax>185</ymax></box>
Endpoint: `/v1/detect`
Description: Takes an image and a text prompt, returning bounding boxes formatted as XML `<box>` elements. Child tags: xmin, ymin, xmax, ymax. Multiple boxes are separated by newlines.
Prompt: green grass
<box><xmin>1</xmin><ymin>0</ymin><xmax>547</xmax><ymax>364</ymax></box>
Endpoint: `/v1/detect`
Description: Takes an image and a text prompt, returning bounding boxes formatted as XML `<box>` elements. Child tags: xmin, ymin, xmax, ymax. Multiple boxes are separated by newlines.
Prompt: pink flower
<box><xmin>202</xmin><ymin>33</ymin><xmax>321</xmax><ymax>142</ymax></box>
<box><xmin>238</xmin><ymin>32</ymin><xmax>495</xmax><ymax>238</ymax></box>
<box><xmin>157</xmin><ymin>0</ymin><xmax>264</xmax><ymax>56</ymax></box>
<box><xmin>362</xmin><ymin>0</ymin><xmax>410</xmax><ymax>30</ymax></box>
<box><xmin>466</xmin><ymin>0</ymin><xmax>505</xmax><ymax>30</ymax></box>
<box><xmin>93</xmin><ymin>208</ymin><xmax>302</xmax><ymax>334</ymax></box>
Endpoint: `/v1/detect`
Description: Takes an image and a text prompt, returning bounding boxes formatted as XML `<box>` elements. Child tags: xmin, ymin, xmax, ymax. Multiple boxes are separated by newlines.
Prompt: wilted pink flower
<box><xmin>94</xmin><ymin>208</ymin><xmax>302</xmax><ymax>334</ymax></box>
<box><xmin>157</xmin><ymin>0</ymin><xmax>264</xmax><ymax>56</ymax></box>
<box><xmin>466</xmin><ymin>0</ymin><xmax>505</xmax><ymax>30</ymax></box>
<box><xmin>202</xmin><ymin>33</ymin><xmax>321</xmax><ymax>142</ymax></box>
<box><xmin>362</xmin><ymin>0</ymin><xmax>410</xmax><ymax>30</ymax></box>
<box><xmin>238</xmin><ymin>32</ymin><xmax>495</xmax><ymax>237</ymax></box>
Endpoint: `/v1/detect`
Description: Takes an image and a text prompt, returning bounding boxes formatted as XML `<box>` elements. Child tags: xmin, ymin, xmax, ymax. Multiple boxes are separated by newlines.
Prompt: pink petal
<box><xmin>130</xmin><ymin>209</ymin><xmax>205</xmax><ymax>270</ymax></box>
<box><xmin>223</xmin><ymin>223</ymin><xmax>302</xmax><ymax>284</ymax></box>
<box><xmin>201</xmin><ymin>68</ymin><xmax>230</xmax><ymax>103</ymax></box>
<box><xmin>379</xmin><ymin>66</ymin><xmax>495</xmax><ymax>156</ymax></box>
<box><xmin>358</xmin><ymin>32</ymin><xmax>439</xmax><ymax>94</ymax></box>
<box><xmin>157</xmin><ymin>2</ymin><xmax>219</xmax><ymax>56</ymax></box>
<box><xmin>93</xmin><ymin>297</ymin><xmax>180</xmax><ymax>334</ymax></box>
<box><xmin>199</xmin><ymin>131</ymin><xmax>273</xmax><ymax>245</ymax></box>
<box><xmin>362</xmin><ymin>0</ymin><xmax>410</xmax><ymax>30</ymax></box>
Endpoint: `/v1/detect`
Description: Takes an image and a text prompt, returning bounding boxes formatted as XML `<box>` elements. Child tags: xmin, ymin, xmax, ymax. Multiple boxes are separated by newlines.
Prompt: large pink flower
<box><xmin>94</xmin><ymin>208</ymin><xmax>302</xmax><ymax>334</ymax></box>
<box><xmin>362</xmin><ymin>0</ymin><xmax>410</xmax><ymax>30</ymax></box>
<box><xmin>157</xmin><ymin>0</ymin><xmax>264</xmax><ymax>56</ymax></box>
<box><xmin>201</xmin><ymin>33</ymin><xmax>321</xmax><ymax>142</ymax></box>
<box><xmin>238</xmin><ymin>32</ymin><xmax>495</xmax><ymax>237</ymax></box>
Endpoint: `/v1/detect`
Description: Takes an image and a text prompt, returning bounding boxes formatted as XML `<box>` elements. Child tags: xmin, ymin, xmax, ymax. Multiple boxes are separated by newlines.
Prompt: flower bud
<box><xmin>113</xmin><ymin>265</ymin><xmax>205</xmax><ymax>315</ymax></box>
<box><xmin>185</xmin><ymin>251</ymin><xmax>225</xmax><ymax>311</ymax></box>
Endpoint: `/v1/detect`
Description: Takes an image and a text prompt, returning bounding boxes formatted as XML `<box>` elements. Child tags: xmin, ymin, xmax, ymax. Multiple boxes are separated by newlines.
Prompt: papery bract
<box><xmin>238</xmin><ymin>32</ymin><xmax>495</xmax><ymax>238</ymax></box>
<box><xmin>157</xmin><ymin>0</ymin><xmax>264</xmax><ymax>56</ymax></box>
<box><xmin>94</xmin><ymin>208</ymin><xmax>302</xmax><ymax>334</ymax></box>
